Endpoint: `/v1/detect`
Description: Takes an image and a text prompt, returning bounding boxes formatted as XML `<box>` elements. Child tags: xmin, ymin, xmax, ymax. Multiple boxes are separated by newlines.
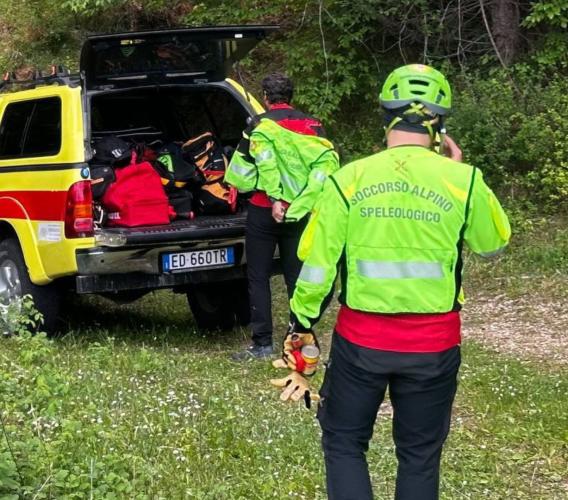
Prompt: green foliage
<box><xmin>0</xmin><ymin>0</ymin><xmax>78</xmax><ymax>69</ymax></box>
<box><xmin>187</xmin><ymin>0</ymin><xmax>384</xmax><ymax>125</ymax></box>
<box><xmin>529</xmin><ymin>32</ymin><xmax>568</xmax><ymax>69</ymax></box>
<box><xmin>186</xmin><ymin>0</ymin><xmax>568</xmax><ymax>201</ymax></box>
<box><xmin>523</xmin><ymin>0</ymin><xmax>568</xmax><ymax>68</ymax></box>
<box><xmin>1</xmin><ymin>295</ymin><xmax>44</xmax><ymax>336</ymax></box>
<box><xmin>524</xmin><ymin>0</ymin><xmax>568</xmax><ymax>27</ymax></box>
<box><xmin>0</xmin><ymin>450</ymin><xmax>20</xmax><ymax>498</ymax></box>
<box><xmin>447</xmin><ymin>72</ymin><xmax>568</xmax><ymax>209</ymax></box>
<box><xmin>62</xmin><ymin>0</ymin><xmax>116</xmax><ymax>12</ymax></box>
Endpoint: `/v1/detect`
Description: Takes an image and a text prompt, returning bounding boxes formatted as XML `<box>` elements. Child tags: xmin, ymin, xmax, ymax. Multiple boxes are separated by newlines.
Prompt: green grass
<box><xmin>1</xmin><ymin>288</ymin><xmax>566</xmax><ymax>499</ymax></box>
<box><xmin>464</xmin><ymin>214</ymin><xmax>568</xmax><ymax>298</ymax></box>
<box><xmin>1</xmin><ymin>217</ymin><xmax>567</xmax><ymax>499</ymax></box>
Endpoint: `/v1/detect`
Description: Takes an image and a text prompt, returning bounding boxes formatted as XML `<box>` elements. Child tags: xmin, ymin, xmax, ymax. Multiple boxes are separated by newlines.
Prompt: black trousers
<box><xmin>245</xmin><ymin>204</ymin><xmax>307</xmax><ymax>346</ymax></box>
<box><xmin>318</xmin><ymin>333</ymin><xmax>461</xmax><ymax>500</ymax></box>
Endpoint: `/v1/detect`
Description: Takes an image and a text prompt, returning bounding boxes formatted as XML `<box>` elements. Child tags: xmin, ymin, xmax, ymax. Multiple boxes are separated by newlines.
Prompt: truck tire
<box><xmin>186</xmin><ymin>278</ymin><xmax>250</xmax><ymax>331</ymax></box>
<box><xmin>0</xmin><ymin>239</ymin><xmax>61</xmax><ymax>335</ymax></box>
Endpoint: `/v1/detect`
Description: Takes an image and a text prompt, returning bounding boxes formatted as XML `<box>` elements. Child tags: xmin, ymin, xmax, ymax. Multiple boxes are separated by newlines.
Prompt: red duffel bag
<box><xmin>102</xmin><ymin>157</ymin><xmax>171</xmax><ymax>227</ymax></box>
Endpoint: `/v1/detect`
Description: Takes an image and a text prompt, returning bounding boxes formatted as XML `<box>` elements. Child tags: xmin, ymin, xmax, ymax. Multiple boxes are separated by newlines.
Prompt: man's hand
<box><xmin>275</xmin><ymin>331</ymin><xmax>319</xmax><ymax>373</ymax></box>
<box><xmin>272</xmin><ymin>200</ymin><xmax>287</xmax><ymax>223</ymax></box>
<box><xmin>283</xmin><ymin>332</ymin><xmax>318</xmax><ymax>353</ymax></box>
<box><xmin>270</xmin><ymin>371</ymin><xmax>321</xmax><ymax>408</ymax></box>
<box><xmin>274</xmin><ymin>349</ymin><xmax>308</xmax><ymax>372</ymax></box>
<box><xmin>442</xmin><ymin>134</ymin><xmax>462</xmax><ymax>162</ymax></box>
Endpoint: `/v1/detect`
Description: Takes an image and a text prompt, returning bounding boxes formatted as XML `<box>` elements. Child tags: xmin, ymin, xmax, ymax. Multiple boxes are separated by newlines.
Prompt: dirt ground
<box><xmin>462</xmin><ymin>287</ymin><xmax>568</xmax><ymax>367</ymax></box>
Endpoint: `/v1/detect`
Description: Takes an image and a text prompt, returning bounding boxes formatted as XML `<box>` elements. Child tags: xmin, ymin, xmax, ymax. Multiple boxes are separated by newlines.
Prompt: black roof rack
<box><xmin>0</xmin><ymin>65</ymin><xmax>81</xmax><ymax>93</ymax></box>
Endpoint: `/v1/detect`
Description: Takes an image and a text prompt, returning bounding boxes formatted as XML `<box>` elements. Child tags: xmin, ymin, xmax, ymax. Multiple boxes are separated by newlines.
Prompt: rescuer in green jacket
<box><xmin>272</xmin><ymin>64</ymin><xmax>511</xmax><ymax>499</ymax></box>
<box><xmin>225</xmin><ymin>73</ymin><xmax>339</xmax><ymax>360</ymax></box>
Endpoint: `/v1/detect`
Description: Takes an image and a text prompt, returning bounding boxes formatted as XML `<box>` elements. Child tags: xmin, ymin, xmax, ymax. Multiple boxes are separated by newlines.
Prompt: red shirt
<box><xmin>250</xmin><ymin>103</ymin><xmax>321</xmax><ymax>208</ymax></box>
<box><xmin>250</xmin><ymin>192</ymin><xmax>273</xmax><ymax>207</ymax></box>
<box><xmin>335</xmin><ymin>305</ymin><xmax>461</xmax><ymax>353</ymax></box>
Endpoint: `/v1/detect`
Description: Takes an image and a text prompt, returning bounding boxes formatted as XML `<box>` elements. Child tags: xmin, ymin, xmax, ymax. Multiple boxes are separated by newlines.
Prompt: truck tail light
<box><xmin>65</xmin><ymin>181</ymin><xmax>94</xmax><ymax>238</ymax></box>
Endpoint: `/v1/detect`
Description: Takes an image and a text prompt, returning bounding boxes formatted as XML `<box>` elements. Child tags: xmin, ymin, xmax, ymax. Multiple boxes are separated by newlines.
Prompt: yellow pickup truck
<box><xmin>0</xmin><ymin>26</ymin><xmax>276</xmax><ymax>333</ymax></box>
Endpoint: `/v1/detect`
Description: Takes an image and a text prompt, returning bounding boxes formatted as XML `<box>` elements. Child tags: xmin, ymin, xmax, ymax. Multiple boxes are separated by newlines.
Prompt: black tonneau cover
<box><xmin>81</xmin><ymin>25</ymin><xmax>278</xmax><ymax>89</ymax></box>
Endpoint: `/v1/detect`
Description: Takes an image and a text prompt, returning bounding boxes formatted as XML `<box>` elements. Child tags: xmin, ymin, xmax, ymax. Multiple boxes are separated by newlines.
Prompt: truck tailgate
<box><xmin>98</xmin><ymin>213</ymin><xmax>247</xmax><ymax>245</ymax></box>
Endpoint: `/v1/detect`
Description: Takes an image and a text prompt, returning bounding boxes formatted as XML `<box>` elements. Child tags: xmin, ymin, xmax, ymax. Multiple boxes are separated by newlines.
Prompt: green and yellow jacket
<box><xmin>290</xmin><ymin>145</ymin><xmax>511</xmax><ymax>327</ymax></box>
<box><xmin>224</xmin><ymin>107</ymin><xmax>340</xmax><ymax>221</ymax></box>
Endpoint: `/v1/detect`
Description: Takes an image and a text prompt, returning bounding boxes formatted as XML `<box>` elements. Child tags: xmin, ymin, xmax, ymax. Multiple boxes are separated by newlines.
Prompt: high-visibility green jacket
<box><xmin>224</xmin><ymin>118</ymin><xmax>340</xmax><ymax>221</ymax></box>
<box><xmin>290</xmin><ymin>145</ymin><xmax>511</xmax><ymax>327</ymax></box>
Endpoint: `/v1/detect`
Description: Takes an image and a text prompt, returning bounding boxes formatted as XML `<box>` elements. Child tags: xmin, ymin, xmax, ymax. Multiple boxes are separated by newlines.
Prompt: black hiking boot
<box><xmin>231</xmin><ymin>344</ymin><xmax>273</xmax><ymax>361</ymax></box>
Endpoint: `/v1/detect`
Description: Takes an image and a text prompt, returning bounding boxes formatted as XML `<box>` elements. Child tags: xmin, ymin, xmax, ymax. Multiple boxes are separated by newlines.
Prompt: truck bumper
<box><xmin>75</xmin><ymin>265</ymin><xmax>247</xmax><ymax>294</ymax></box>
<box><xmin>75</xmin><ymin>237</ymin><xmax>246</xmax><ymax>294</ymax></box>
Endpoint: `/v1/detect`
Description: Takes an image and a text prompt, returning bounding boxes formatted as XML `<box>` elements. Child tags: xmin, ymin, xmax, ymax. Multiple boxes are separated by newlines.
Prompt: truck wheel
<box><xmin>186</xmin><ymin>278</ymin><xmax>250</xmax><ymax>331</ymax></box>
<box><xmin>0</xmin><ymin>239</ymin><xmax>60</xmax><ymax>335</ymax></box>
<box><xmin>187</xmin><ymin>282</ymin><xmax>236</xmax><ymax>331</ymax></box>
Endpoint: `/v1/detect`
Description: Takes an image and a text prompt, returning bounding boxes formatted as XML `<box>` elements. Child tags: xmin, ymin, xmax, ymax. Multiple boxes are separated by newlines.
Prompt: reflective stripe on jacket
<box><xmin>290</xmin><ymin>145</ymin><xmax>511</xmax><ymax>328</ymax></box>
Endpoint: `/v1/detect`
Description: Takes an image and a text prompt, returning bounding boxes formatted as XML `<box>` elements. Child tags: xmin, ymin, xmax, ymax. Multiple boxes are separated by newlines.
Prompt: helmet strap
<box><xmin>432</xmin><ymin>116</ymin><xmax>446</xmax><ymax>152</ymax></box>
<box><xmin>383</xmin><ymin>104</ymin><xmax>441</xmax><ymax>147</ymax></box>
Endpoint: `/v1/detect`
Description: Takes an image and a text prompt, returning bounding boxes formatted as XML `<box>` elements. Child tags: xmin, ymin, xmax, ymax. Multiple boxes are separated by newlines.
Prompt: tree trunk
<box><xmin>491</xmin><ymin>0</ymin><xmax>521</xmax><ymax>65</ymax></box>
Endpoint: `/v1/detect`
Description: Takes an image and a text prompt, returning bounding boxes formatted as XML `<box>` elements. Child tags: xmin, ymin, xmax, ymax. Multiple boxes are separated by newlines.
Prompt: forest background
<box><xmin>0</xmin><ymin>0</ymin><xmax>567</xmax><ymax>211</ymax></box>
<box><xmin>0</xmin><ymin>1</ymin><xmax>567</xmax><ymax>498</ymax></box>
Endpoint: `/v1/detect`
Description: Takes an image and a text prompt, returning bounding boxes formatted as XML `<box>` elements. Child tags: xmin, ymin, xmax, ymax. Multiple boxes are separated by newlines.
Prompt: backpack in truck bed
<box><xmin>154</xmin><ymin>142</ymin><xmax>204</xmax><ymax>188</ymax></box>
<box><xmin>182</xmin><ymin>132</ymin><xmax>237</xmax><ymax>214</ymax></box>
<box><xmin>90</xmin><ymin>165</ymin><xmax>115</xmax><ymax>200</ymax></box>
<box><xmin>90</xmin><ymin>136</ymin><xmax>132</xmax><ymax>200</ymax></box>
<box><xmin>153</xmin><ymin>142</ymin><xmax>202</xmax><ymax>219</ymax></box>
<box><xmin>101</xmin><ymin>155</ymin><xmax>171</xmax><ymax>227</ymax></box>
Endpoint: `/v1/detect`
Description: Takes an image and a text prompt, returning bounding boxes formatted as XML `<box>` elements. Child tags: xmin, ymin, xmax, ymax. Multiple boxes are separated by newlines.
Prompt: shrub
<box><xmin>447</xmin><ymin>72</ymin><xmax>568</xmax><ymax>210</ymax></box>
<box><xmin>0</xmin><ymin>295</ymin><xmax>44</xmax><ymax>337</ymax></box>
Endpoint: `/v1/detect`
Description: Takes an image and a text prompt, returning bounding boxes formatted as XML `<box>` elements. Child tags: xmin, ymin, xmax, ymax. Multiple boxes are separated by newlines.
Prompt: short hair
<box><xmin>261</xmin><ymin>73</ymin><xmax>294</xmax><ymax>104</ymax></box>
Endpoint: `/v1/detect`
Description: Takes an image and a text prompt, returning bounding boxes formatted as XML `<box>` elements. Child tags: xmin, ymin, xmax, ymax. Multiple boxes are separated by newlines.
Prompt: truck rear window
<box><xmin>92</xmin><ymin>38</ymin><xmax>220</xmax><ymax>81</ymax></box>
<box><xmin>0</xmin><ymin>97</ymin><xmax>62</xmax><ymax>159</ymax></box>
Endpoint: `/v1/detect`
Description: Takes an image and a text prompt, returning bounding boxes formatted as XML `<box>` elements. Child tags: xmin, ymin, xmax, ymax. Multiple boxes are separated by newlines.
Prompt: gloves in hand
<box><xmin>278</xmin><ymin>330</ymin><xmax>320</xmax><ymax>374</ymax></box>
<box><xmin>283</xmin><ymin>332</ymin><xmax>318</xmax><ymax>353</ymax></box>
<box><xmin>270</xmin><ymin>371</ymin><xmax>321</xmax><ymax>409</ymax></box>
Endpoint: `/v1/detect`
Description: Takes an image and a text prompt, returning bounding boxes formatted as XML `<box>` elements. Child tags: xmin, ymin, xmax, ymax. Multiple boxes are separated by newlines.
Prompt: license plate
<box><xmin>162</xmin><ymin>247</ymin><xmax>234</xmax><ymax>272</ymax></box>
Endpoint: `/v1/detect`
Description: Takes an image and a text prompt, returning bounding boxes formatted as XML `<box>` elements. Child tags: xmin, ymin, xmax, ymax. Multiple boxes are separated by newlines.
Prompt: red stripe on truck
<box><xmin>0</xmin><ymin>190</ymin><xmax>68</xmax><ymax>221</ymax></box>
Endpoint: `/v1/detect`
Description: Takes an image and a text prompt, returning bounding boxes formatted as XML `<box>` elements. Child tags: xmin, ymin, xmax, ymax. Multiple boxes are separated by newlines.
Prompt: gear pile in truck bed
<box><xmin>90</xmin><ymin>132</ymin><xmax>238</xmax><ymax>228</ymax></box>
